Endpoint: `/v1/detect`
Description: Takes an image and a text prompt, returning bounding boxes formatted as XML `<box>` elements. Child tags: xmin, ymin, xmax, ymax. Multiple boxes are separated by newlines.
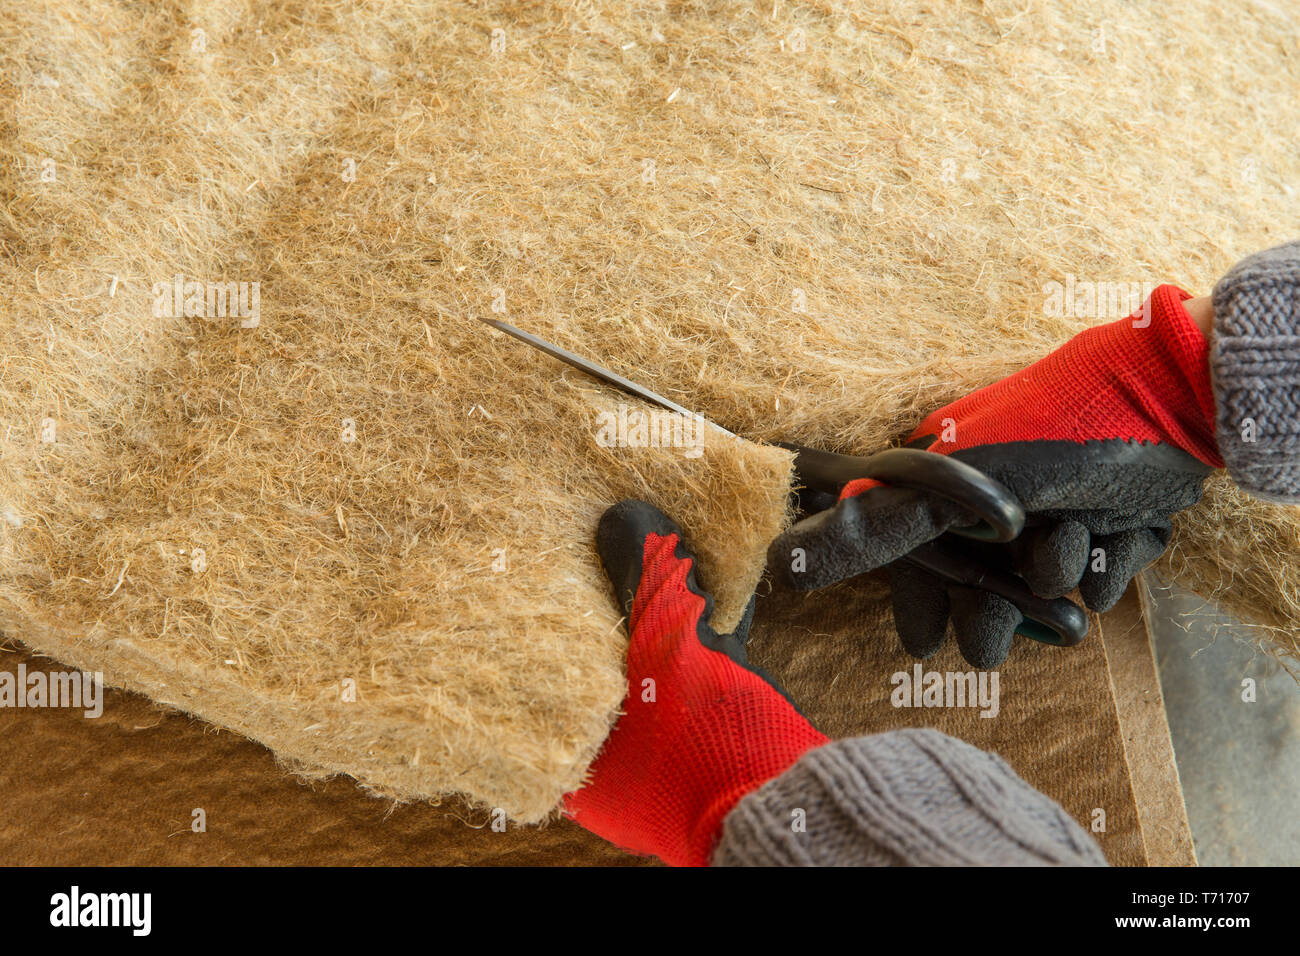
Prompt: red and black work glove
<box><xmin>564</xmin><ymin>500</ymin><xmax>828</xmax><ymax>866</ymax></box>
<box><xmin>771</xmin><ymin>284</ymin><xmax>1224</xmax><ymax>668</ymax></box>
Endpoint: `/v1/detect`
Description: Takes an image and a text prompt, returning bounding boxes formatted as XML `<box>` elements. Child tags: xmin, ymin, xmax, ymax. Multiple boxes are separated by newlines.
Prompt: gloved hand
<box><xmin>770</xmin><ymin>284</ymin><xmax>1223</xmax><ymax>668</ymax></box>
<box><xmin>564</xmin><ymin>500</ymin><xmax>828</xmax><ymax>866</ymax></box>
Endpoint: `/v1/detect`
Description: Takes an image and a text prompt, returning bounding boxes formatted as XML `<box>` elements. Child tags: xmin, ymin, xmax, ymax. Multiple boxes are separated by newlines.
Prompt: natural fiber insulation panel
<box><xmin>2</xmin><ymin>0</ymin><xmax>1299</xmax><ymax>818</ymax></box>
<box><xmin>0</xmin><ymin>0</ymin><xmax>794</xmax><ymax>821</ymax></box>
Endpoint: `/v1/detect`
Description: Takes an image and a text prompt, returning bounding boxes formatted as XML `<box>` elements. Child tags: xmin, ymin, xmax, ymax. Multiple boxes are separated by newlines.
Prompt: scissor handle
<box><xmin>776</xmin><ymin>443</ymin><xmax>1025</xmax><ymax>544</ymax></box>
<box><xmin>903</xmin><ymin>541</ymin><xmax>1090</xmax><ymax>646</ymax></box>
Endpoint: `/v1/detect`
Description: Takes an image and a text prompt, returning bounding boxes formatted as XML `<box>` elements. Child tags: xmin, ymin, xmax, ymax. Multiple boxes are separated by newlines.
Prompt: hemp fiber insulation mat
<box><xmin>2</xmin><ymin>0</ymin><xmax>1299</xmax><ymax>821</ymax></box>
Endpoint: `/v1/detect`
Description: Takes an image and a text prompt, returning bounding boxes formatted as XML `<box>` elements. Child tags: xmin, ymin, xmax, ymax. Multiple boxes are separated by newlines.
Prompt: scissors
<box><xmin>479</xmin><ymin>317</ymin><xmax>1089</xmax><ymax>647</ymax></box>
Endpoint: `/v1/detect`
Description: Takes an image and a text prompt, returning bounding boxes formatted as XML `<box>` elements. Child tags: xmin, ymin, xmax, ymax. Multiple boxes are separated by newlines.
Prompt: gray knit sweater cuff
<box><xmin>1211</xmin><ymin>240</ymin><xmax>1300</xmax><ymax>503</ymax></box>
<box><xmin>712</xmin><ymin>729</ymin><xmax>1107</xmax><ymax>866</ymax></box>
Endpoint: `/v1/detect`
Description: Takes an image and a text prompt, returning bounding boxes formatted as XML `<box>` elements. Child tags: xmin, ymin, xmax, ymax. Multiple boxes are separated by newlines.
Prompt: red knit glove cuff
<box><xmin>839</xmin><ymin>284</ymin><xmax>1223</xmax><ymax>501</ymax></box>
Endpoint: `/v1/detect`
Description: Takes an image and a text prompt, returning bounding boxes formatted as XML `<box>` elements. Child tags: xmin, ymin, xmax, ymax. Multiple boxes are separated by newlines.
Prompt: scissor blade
<box><xmin>477</xmin><ymin>317</ymin><xmax>735</xmax><ymax>437</ymax></box>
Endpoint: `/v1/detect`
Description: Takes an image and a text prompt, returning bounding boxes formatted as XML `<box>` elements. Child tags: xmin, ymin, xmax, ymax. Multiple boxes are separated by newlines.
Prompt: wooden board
<box><xmin>1098</xmin><ymin>586</ymin><xmax>1198</xmax><ymax>866</ymax></box>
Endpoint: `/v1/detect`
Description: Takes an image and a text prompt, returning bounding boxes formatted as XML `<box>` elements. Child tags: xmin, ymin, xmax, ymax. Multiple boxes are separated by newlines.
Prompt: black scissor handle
<box><xmin>903</xmin><ymin>541</ymin><xmax>1090</xmax><ymax>647</ymax></box>
<box><xmin>775</xmin><ymin>442</ymin><xmax>1087</xmax><ymax>646</ymax></box>
<box><xmin>775</xmin><ymin>443</ymin><xmax>1025</xmax><ymax>544</ymax></box>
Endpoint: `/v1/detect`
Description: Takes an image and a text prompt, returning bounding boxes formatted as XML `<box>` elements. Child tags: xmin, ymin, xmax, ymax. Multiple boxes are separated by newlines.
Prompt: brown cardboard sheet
<box><xmin>0</xmin><ymin>577</ymin><xmax>1161</xmax><ymax>865</ymax></box>
<box><xmin>747</xmin><ymin>577</ymin><xmax>1146</xmax><ymax>865</ymax></box>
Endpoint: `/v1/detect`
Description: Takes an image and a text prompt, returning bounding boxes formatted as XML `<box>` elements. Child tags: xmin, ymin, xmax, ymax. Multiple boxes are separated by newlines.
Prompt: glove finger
<box><xmin>1009</xmin><ymin>518</ymin><xmax>1091</xmax><ymax>598</ymax></box>
<box><xmin>949</xmin><ymin>586</ymin><xmax>1024</xmax><ymax>669</ymax></box>
<box><xmin>1077</xmin><ymin>526</ymin><xmax>1171</xmax><ymax>613</ymax></box>
<box><xmin>597</xmin><ymin>500</ymin><xmax>740</xmax><ymax>663</ymax></box>
<box><xmin>1036</xmin><ymin>507</ymin><xmax>1171</xmax><ymax>537</ymax></box>
<box><xmin>597</xmin><ymin>501</ymin><xmax>789</xmax><ymax>696</ymax></box>
<box><xmin>886</xmin><ymin>561</ymin><xmax>952</xmax><ymax>659</ymax></box>
<box><xmin>770</xmin><ymin>485</ymin><xmax>965</xmax><ymax>591</ymax></box>
<box><xmin>596</xmin><ymin>499</ymin><xmax>693</xmax><ymax>620</ymax></box>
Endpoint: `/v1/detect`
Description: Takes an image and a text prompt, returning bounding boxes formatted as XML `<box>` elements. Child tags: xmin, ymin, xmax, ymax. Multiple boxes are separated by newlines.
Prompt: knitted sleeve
<box><xmin>1211</xmin><ymin>239</ymin><xmax>1300</xmax><ymax>503</ymax></box>
<box><xmin>710</xmin><ymin>728</ymin><xmax>1107</xmax><ymax>866</ymax></box>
